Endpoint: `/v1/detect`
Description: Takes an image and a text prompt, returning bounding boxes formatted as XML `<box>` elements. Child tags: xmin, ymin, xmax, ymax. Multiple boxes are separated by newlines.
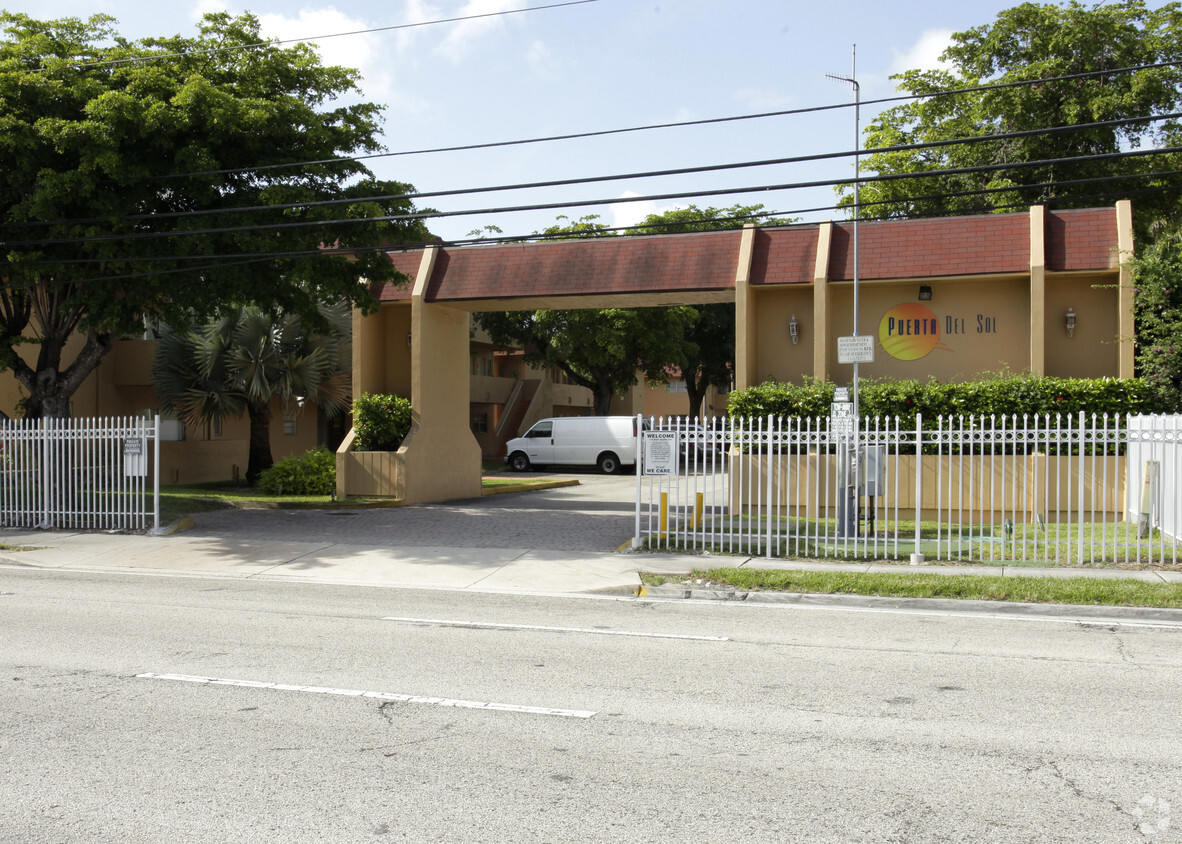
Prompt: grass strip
<box><xmin>642</xmin><ymin>567</ymin><xmax>1182</xmax><ymax>609</ymax></box>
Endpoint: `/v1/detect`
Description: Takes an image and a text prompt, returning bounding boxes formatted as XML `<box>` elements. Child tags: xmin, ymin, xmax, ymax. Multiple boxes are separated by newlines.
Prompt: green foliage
<box><xmin>475</xmin><ymin>206</ymin><xmax>795</xmax><ymax>417</ymax></box>
<box><xmin>840</xmin><ymin>0</ymin><xmax>1182</xmax><ymax>232</ymax></box>
<box><xmin>728</xmin><ymin>375</ymin><xmax>1173</xmax><ymax>423</ymax></box>
<box><xmin>152</xmin><ymin>302</ymin><xmax>352</xmax><ymax>483</ymax></box>
<box><xmin>628</xmin><ymin>203</ymin><xmax>795</xmax><ymax>235</ymax></box>
<box><xmin>0</xmin><ymin>11</ymin><xmax>428</xmax><ymax>418</ymax></box>
<box><xmin>1131</xmin><ymin>233</ymin><xmax>1182</xmax><ymax>408</ymax></box>
<box><xmin>257</xmin><ymin>448</ymin><xmax>336</xmax><ymax>496</ymax></box>
<box><xmin>352</xmin><ymin>393</ymin><xmax>413</xmax><ymax>451</ymax></box>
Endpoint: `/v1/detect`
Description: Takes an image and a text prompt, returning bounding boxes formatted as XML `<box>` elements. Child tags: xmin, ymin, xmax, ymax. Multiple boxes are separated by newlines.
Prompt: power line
<box><xmin>8</xmin><ymin>143</ymin><xmax>1180</xmax><ymax>249</ymax></box>
<box><xmin>42</xmin><ymin>164</ymin><xmax>1180</xmax><ymax>266</ymax></box>
<box><xmin>48</xmin><ymin>1</ymin><xmax>599</xmax><ymax>71</ymax></box>
<box><xmin>20</xmin><ymin>178</ymin><xmax>1182</xmax><ymax>289</ymax></box>
<box><xmin>133</xmin><ymin>60</ymin><xmax>1182</xmax><ymax>183</ymax></box>
<box><xmin>7</xmin><ymin>111</ymin><xmax>1179</xmax><ymax>233</ymax></box>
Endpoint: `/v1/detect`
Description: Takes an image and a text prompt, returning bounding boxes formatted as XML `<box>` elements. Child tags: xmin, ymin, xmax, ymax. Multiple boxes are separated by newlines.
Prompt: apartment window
<box><xmin>471</xmin><ymin>412</ymin><xmax>489</xmax><ymax>434</ymax></box>
<box><xmin>470</xmin><ymin>354</ymin><xmax>494</xmax><ymax>377</ymax></box>
<box><xmin>283</xmin><ymin>418</ymin><xmax>297</xmax><ymax>436</ymax></box>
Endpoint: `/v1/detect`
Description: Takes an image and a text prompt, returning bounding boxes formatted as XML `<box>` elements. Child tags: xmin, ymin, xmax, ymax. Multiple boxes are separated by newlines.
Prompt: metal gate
<box><xmin>635</xmin><ymin>414</ymin><xmax>1180</xmax><ymax>565</ymax></box>
<box><xmin>0</xmin><ymin>415</ymin><xmax>160</xmax><ymax>533</ymax></box>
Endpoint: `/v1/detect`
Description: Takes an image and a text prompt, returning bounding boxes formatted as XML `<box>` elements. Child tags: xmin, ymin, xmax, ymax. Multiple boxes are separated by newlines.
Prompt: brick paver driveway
<box><xmin>185</xmin><ymin>473</ymin><xmax>638</xmax><ymax>554</ymax></box>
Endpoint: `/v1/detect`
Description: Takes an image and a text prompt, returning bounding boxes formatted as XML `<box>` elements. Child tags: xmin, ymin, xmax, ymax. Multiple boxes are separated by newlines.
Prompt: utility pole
<box><xmin>828</xmin><ymin>47</ymin><xmax>863</xmax><ymax>538</ymax></box>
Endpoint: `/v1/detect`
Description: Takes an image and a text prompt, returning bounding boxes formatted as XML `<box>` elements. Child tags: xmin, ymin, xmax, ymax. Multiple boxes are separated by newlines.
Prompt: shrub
<box><xmin>728</xmin><ymin>375</ymin><xmax>1173</xmax><ymax>424</ymax></box>
<box><xmin>258</xmin><ymin>447</ymin><xmax>336</xmax><ymax>495</ymax></box>
<box><xmin>352</xmin><ymin>392</ymin><xmax>413</xmax><ymax>451</ymax></box>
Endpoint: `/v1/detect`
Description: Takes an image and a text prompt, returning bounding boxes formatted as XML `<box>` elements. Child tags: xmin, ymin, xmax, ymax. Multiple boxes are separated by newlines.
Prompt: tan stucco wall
<box><xmin>2</xmin><ymin>335</ymin><xmax>341</xmax><ymax>486</ymax></box>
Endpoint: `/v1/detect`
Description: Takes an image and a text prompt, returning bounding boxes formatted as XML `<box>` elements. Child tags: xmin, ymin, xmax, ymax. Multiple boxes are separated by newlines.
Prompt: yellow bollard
<box><xmin>690</xmin><ymin>492</ymin><xmax>704</xmax><ymax>530</ymax></box>
<box><xmin>660</xmin><ymin>492</ymin><xmax>668</xmax><ymax>542</ymax></box>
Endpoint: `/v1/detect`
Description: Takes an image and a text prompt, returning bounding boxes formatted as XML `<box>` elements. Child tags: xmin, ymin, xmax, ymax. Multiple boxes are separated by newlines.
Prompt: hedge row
<box><xmin>726</xmin><ymin>376</ymin><xmax>1176</xmax><ymax>423</ymax></box>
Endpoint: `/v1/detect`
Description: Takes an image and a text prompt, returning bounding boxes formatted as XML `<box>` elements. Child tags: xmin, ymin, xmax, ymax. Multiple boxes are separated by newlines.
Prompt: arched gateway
<box><xmin>338</xmin><ymin>203</ymin><xmax>1134</xmax><ymax>504</ymax></box>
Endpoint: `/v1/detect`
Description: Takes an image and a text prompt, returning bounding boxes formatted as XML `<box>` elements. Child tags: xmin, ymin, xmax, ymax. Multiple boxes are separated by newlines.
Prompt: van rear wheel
<box><xmin>509</xmin><ymin>451</ymin><xmax>531</xmax><ymax>472</ymax></box>
<box><xmin>597</xmin><ymin>452</ymin><xmax>621</xmax><ymax>474</ymax></box>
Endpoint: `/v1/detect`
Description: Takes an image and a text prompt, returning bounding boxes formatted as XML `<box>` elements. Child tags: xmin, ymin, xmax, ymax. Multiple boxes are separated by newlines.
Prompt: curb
<box><xmin>481</xmin><ymin>479</ymin><xmax>580</xmax><ymax>496</ymax></box>
<box><xmin>635</xmin><ymin>582</ymin><xmax>1182</xmax><ymax>622</ymax></box>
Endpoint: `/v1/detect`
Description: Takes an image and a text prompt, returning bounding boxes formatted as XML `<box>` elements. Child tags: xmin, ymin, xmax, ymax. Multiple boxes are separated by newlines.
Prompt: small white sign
<box><xmin>833</xmin><ymin>387</ymin><xmax>851</xmax><ymax>403</ymax></box>
<box><xmin>837</xmin><ymin>335</ymin><xmax>875</xmax><ymax>364</ymax></box>
<box><xmin>643</xmin><ymin>431</ymin><xmax>678</xmax><ymax>476</ymax></box>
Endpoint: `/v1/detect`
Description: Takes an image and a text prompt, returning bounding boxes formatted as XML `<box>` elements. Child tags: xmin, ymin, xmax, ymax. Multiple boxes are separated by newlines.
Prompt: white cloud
<box><xmin>610</xmin><ymin>195</ymin><xmax>692</xmax><ymax>232</ymax></box>
<box><xmin>256</xmin><ymin>7</ymin><xmax>394</xmax><ymax>103</ymax></box>
<box><xmin>435</xmin><ymin>0</ymin><xmax>528</xmax><ymax>63</ymax></box>
<box><xmin>890</xmin><ymin>28</ymin><xmax>954</xmax><ymax>75</ymax></box>
<box><xmin>526</xmin><ymin>39</ymin><xmax>559</xmax><ymax>79</ymax></box>
<box><xmin>611</xmin><ymin>193</ymin><xmax>655</xmax><ymax>231</ymax></box>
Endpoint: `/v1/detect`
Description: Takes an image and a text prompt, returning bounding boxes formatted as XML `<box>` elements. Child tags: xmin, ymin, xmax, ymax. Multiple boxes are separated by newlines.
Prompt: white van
<box><xmin>504</xmin><ymin>416</ymin><xmax>643</xmax><ymax>474</ymax></box>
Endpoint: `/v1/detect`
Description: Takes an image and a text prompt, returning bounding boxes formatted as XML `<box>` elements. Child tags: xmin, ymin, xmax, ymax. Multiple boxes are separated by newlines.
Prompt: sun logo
<box><xmin>878</xmin><ymin>303</ymin><xmax>952</xmax><ymax>360</ymax></box>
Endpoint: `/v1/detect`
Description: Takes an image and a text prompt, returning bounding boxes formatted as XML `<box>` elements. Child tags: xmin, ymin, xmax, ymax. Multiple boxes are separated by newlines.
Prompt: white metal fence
<box><xmin>635</xmin><ymin>414</ymin><xmax>1181</xmax><ymax>565</ymax></box>
<box><xmin>0</xmin><ymin>415</ymin><xmax>160</xmax><ymax>533</ymax></box>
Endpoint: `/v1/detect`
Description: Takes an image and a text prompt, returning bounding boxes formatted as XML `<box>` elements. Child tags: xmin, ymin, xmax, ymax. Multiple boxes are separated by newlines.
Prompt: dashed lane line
<box><xmin>382</xmin><ymin>616</ymin><xmax>730</xmax><ymax>641</ymax></box>
<box><xmin>136</xmin><ymin>673</ymin><xmax>597</xmax><ymax>719</ymax></box>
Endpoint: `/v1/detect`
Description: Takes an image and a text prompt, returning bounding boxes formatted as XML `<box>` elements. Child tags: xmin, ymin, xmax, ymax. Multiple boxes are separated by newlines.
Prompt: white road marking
<box><xmin>136</xmin><ymin>673</ymin><xmax>596</xmax><ymax>719</ymax></box>
<box><xmin>382</xmin><ymin>616</ymin><xmax>729</xmax><ymax>641</ymax></box>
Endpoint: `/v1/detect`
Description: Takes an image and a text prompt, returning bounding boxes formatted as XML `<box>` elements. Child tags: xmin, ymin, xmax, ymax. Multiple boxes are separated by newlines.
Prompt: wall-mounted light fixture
<box><xmin>406</xmin><ymin>330</ymin><xmax>413</xmax><ymax>347</ymax></box>
<box><xmin>788</xmin><ymin>314</ymin><xmax>800</xmax><ymax>345</ymax></box>
<box><xmin>918</xmin><ymin>285</ymin><xmax>933</xmax><ymax>301</ymax></box>
<box><xmin>1065</xmin><ymin>307</ymin><xmax>1076</xmax><ymax>338</ymax></box>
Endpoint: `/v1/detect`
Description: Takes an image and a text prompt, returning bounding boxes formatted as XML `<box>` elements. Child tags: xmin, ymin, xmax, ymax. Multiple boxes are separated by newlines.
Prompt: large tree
<box><xmin>839</xmin><ymin>0</ymin><xmax>1182</xmax><ymax>231</ymax></box>
<box><xmin>152</xmin><ymin>304</ymin><xmax>352</xmax><ymax>484</ymax></box>
<box><xmin>475</xmin><ymin>215</ymin><xmax>696</xmax><ymax>416</ymax></box>
<box><xmin>476</xmin><ymin>205</ymin><xmax>791</xmax><ymax>418</ymax></box>
<box><xmin>629</xmin><ymin>204</ymin><xmax>793</xmax><ymax>417</ymax></box>
<box><xmin>0</xmin><ymin>12</ymin><xmax>428</xmax><ymax>419</ymax></box>
<box><xmin>1129</xmin><ymin>232</ymin><xmax>1182</xmax><ymax>410</ymax></box>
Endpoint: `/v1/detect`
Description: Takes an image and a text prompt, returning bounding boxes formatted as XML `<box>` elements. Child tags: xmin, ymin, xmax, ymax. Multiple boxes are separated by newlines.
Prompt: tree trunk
<box><xmin>13</xmin><ymin>327</ymin><xmax>115</xmax><ymax>420</ymax></box>
<box><xmin>685</xmin><ymin>370</ymin><xmax>707</xmax><ymax>420</ymax></box>
<box><xmin>592</xmin><ymin>381</ymin><xmax>615</xmax><ymax>416</ymax></box>
<box><xmin>246</xmin><ymin>400</ymin><xmax>274</xmax><ymax>485</ymax></box>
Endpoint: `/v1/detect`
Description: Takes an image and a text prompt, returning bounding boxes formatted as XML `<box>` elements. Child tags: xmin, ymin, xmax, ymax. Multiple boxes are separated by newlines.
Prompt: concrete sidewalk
<box><xmin>1</xmin><ymin>524</ymin><xmax>1180</xmax><ymax>596</ymax></box>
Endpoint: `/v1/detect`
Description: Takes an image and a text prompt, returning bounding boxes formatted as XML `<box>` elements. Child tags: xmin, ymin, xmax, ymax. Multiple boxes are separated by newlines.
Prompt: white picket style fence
<box><xmin>634</xmin><ymin>413</ymin><xmax>1180</xmax><ymax>565</ymax></box>
<box><xmin>0</xmin><ymin>415</ymin><xmax>160</xmax><ymax>533</ymax></box>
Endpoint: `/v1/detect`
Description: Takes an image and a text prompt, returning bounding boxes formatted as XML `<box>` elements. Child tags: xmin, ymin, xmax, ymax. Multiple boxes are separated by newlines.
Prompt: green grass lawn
<box><xmin>641</xmin><ymin>567</ymin><xmax>1182</xmax><ymax>609</ymax></box>
<box><xmin>644</xmin><ymin>513</ymin><xmax>1180</xmax><ymax>566</ymax></box>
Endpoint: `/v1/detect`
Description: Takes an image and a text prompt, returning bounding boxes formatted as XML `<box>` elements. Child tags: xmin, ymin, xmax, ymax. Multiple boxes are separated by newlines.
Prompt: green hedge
<box><xmin>258</xmin><ymin>447</ymin><xmax>336</xmax><ymax>495</ymax></box>
<box><xmin>727</xmin><ymin>376</ymin><xmax>1175</xmax><ymax>423</ymax></box>
<box><xmin>353</xmin><ymin>393</ymin><xmax>413</xmax><ymax>451</ymax></box>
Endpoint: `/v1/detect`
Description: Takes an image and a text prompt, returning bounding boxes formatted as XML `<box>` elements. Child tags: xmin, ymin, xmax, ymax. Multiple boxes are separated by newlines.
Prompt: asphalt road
<box><xmin>3</xmin><ymin>568</ymin><xmax>1182</xmax><ymax>843</ymax></box>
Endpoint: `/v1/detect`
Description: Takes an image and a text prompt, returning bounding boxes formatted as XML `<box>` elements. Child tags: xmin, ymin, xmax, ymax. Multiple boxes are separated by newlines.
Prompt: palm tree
<box><xmin>152</xmin><ymin>303</ymin><xmax>352</xmax><ymax>484</ymax></box>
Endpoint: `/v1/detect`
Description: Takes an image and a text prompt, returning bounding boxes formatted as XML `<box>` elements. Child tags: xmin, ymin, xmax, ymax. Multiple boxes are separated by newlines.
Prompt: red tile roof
<box><xmin>375</xmin><ymin>208</ymin><xmax>1121</xmax><ymax>303</ymax></box>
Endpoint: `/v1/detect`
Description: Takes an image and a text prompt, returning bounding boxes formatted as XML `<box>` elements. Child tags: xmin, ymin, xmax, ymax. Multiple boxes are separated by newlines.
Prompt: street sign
<box><xmin>837</xmin><ymin>335</ymin><xmax>875</xmax><ymax>364</ymax></box>
<box><xmin>830</xmin><ymin>401</ymin><xmax>855</xmax><ymax>437</ymax></box>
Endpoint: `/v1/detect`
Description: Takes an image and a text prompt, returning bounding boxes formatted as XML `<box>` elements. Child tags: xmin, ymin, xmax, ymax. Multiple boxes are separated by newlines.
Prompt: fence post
<box><xmin>911</xmin><ymin>413</ymin><xmax>924</xmax><ymax>565</ymax></box>
<box><xmin>153</xmin><ymin>414</ymin><xmax>161</xmax><ymax>534</ymax></box>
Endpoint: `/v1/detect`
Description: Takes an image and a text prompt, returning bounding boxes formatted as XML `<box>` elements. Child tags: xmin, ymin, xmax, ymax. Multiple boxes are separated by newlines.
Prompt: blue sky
<box><xmin>5</xmin><ymin>1</ymin><xmax>1165</xmax><ymax>241</ymax></box>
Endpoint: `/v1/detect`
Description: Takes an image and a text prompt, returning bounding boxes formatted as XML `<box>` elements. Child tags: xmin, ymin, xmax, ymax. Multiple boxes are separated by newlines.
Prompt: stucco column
<box><xmin>733</xmin><ymin>224</ymin><xmax>758</xmax><ymax>389</ymax></box>
<box><xmin>813</xmin><ymin>222</ymin><xmax>832</xmax><ymax>381</ymax></box>
<box><xmin>1116</xmin><ymin>199</ymin><xmax>1136</xmax><ymax>379</ymax></box>
<box><xmin>398</xmin><ymin>246</ymin><xmax>483</xmax><ymax>504</ymax></box>
<box><xmin>1029</xmin><ymin>205</ymin><xmax>1046</xmax><ymax>376</ymax></box>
